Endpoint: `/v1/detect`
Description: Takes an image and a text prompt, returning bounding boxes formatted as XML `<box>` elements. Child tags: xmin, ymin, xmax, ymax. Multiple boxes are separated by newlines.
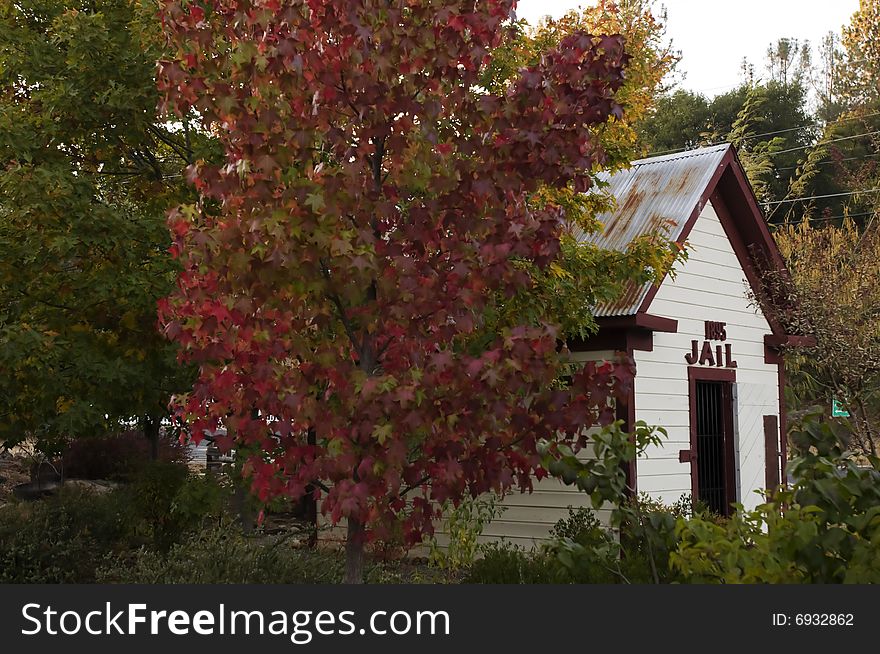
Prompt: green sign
<box><xmin>832</xmin><ymin>398</ymin><xmax>850</xmax><ymax>418</ymax></box>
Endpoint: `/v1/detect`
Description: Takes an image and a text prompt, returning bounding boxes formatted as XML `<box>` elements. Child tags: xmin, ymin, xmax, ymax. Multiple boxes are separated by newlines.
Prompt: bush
<box><xmin>428</xmin><ymin>493</ymin><xmax>504</xmax><ymax>574</ymax></box>
<box><xmin>464</xmin><ymin>542</ymin><xmax>556</xmax><ymax>583</ymax></box>
<box><xmin>95</xmin><ymin>525</ymin><xmax>440</xmax><ymax>584</ymax></box>
<box><xmin>0</xmin><ymin>488</ymin><xmax>128</xmax><ymax>583</ymax></box>
<box><xmin>117</xmin><ymin>462</ymin><xmax>225</xmax><ymax>551</ymax></box>
<box><xmin>464</xmin><ymin>501</ymin><xmax>702</xmax><ymax>584</ymax></box>
<box><xmin>97</xmin><ymin>527</ymin><xmax>347</xmax><ymax>584</ymax></box>
<box><xmin>549</xmin><ymin>505</ymin><xmax>604</xmax><ymax>542</ymax></box>
<box><xmin>671</xmin><ymin>412</ymin><xmax>880</xmax><ymax>583</ymax></box>
<box><xmin>612</xmin><ymin>494</ymin><xmax>707</xmax><ymax>584</ymax></box>
<box><xmin>0</xmin><ymin>461</ymin><xmax>229</xmax><ymax>582</ymax></box>
<box><xmin>466</xmin><ymin>508</ymin><xmax>624</xmax><ymax>584</ymax></box>
<box><xmin>544</xmin><ymin>507</ymin><xmax>626</xmax><ymax>583</ymax></box>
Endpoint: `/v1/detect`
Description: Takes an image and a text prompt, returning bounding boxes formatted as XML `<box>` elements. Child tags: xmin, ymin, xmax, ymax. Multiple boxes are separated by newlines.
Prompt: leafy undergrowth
<box><xmin>96</xmin><ymin>528</ymin><xmax>446</xmax><ymax>584</ymax></box>
<box><xmin>3</xmin><ymin>411</ymin><xmax>879</xmax><ymax>584</ymax></box>
<box><xmin>0</xmin><ymin>464</ymin><xmax>448</xmax><ymax>584</ymax></box>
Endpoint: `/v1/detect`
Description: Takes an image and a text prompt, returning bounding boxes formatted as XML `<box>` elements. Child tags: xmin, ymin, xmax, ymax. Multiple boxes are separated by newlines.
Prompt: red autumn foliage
<box><xmin>157</xmin><ymin>0</ymin><xmax>635</xmax><ymax>573</ymax></box>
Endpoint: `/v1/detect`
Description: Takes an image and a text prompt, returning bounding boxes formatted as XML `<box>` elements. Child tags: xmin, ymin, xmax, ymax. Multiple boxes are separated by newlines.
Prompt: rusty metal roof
<box><xmin>577</xmin><ymin>143</ymin><xmax>732</xmax><ymax>317</ymax></box>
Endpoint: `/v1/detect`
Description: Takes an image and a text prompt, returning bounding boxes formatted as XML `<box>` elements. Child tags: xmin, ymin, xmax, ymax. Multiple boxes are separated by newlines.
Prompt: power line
<box><xmin>741</xmin><ymin>110</ymin><xmax>880</xmax><ymax>142</ymax></box>
<box><xmin>763</xmin><ymin>188</ymin><xmax>880</xmax><ymax>206</ymax></box>
<box><xmin>645</xmin><ymin>110</ymin><xmax>880</xmax><ymax>158</ymax></box>
<box><xmin>776</xmin><ymin>153</ymin><xmax>880</xmax><ymax>172</ymax></box>
<box><xmin>773</xmin><ymin>210</ymin><xmax>876</xmax><ymax>226</ymax></box>
<box><xmin>764</xmin><ymin>130</ymin><xmax>880</xmax><ymax>157</ymax></box>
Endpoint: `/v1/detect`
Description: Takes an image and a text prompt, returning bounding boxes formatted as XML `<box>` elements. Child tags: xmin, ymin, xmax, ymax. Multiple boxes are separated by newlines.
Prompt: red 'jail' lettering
<box><xmin>686</xmin><ymin>340</ymin><xmax>738</xmax><ymax>368</ymax></box>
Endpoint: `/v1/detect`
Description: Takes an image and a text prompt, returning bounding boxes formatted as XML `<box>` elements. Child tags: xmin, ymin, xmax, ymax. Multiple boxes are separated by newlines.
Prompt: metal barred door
<box><xmin>694</xmin><ymin>381</ymin><xmax>727</xmax><ymax>515</ymax></box>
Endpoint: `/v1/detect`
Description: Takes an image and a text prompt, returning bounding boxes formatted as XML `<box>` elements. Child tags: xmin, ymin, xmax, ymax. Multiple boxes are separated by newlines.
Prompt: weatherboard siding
<box><xmin>429</xmin><ymin>349</ymin><xmax>617</xmax><ymax>550</ymax></box>
<box><xmin>632</xmin><ymin>200</ymin><xmax>778</xmax><ymax>512</ymax></box>
<box><xmin>475</xmin><ymin>349</ymin><xmax>616</xmax><ymax>547</ymax></box>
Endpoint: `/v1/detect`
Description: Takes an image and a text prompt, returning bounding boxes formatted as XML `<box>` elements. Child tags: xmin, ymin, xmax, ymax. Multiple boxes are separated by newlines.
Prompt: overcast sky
<box><xmin>516</xmin><ymin>0</ymin><xmax>860</xmax><ymax>97</ymax></box>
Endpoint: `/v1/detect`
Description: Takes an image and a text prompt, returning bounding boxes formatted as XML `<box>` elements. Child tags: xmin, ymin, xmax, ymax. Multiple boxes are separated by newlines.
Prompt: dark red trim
<box><xmin>625</xmin><ymin>330</ymin><xmax>653</xmax><ymax>353</ymax></box>
<box><xmin>762</xmin><ymin>338</ymin><xmax>790</xmax><ymax>484</ymax></box>
<box><xmin>569</xmin><ymin>331</ymin><xmax>628</xmax><ymax>352</ymax></box>
<box><xmin>596</xmin><ymin>314</ymin><xmax>678</xmax><ymax>333</ymax></box>
<box><xmin>616</xmin><ymin>377</ymin><xmax>637</xmax><ymax>496</ymax></box>
<box><xmin>570</xmin><ymin>326</ymin><xmax>659</xmax><ymax>353</ymax></box>
<box><xmin>724</xmin><ymin>151</ymin><xmax>789</xmax><ymax>273</ymax></box>
<box><xmin>764</xmin><ymin>414</ymin><xmax>780</xmax><ymax>489</ymax></box>
<box><xmin>687</xmin><ymin>366</ymin><xmax>738</xmax><ymax>516</ymax></box>
<box><xmin>765</xmin><ymin>334</ymin><xmax>817</xmax><ymax>349</ymax></box>
<box><xmin>764</xmin><ymin>343</ymin><xmax>783</xmax><ymax>365</ymax></box>
<box><xmin>778</xmin><ymin>361</ymin><xmax>788</xmax><ymax>484</ymax></box>
<box><xmin>687</xmin><ymin>367</ymin><xmax>736</xmax><ymax>383</ymax></box>
<box><xmin>571</xmin><ymin>314</ymin><xmax>678</xmax><ymax>353</ymax></box>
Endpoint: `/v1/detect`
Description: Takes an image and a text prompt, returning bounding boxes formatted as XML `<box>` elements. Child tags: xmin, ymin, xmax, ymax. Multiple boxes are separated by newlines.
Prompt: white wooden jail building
<box><xmin>484</xmin><ymin>143</ymin><xmax>809</xmax><ymax>546</ymax></box>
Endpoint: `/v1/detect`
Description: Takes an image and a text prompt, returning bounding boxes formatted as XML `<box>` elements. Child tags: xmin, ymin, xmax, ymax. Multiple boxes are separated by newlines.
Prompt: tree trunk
<box><xmin>233</xmin><ymin>484</ymin><xmax>256</xmax><ymax>534</ymax></box>
<box><xmin>344</xmin><ymin>518</ymin><xmax>366</xmax><ymax>584</ymax></box>
<box><xmin>304</xmin><ymin>427</ymin><xmax>318</xmax><ymax>548</ymax></box>
<box><xmin>143</xmin><ymin>414</ymin><xmax>161</xmax><ymax>461</ymax></box>
<box><xmin>303</xmin><ymin>491</ymin><xmax>318</xmax><ymax>548</ymax></box>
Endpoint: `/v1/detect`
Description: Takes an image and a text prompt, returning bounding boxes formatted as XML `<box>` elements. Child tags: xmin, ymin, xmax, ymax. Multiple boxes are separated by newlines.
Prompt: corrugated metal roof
<box><xmin>576</xmin><ymin>143</ymin><xmax>731</xmax><ymax>317</ymax></box>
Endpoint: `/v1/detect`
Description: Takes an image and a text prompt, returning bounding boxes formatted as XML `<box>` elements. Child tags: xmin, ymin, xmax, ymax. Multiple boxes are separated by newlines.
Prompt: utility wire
<box><xmin>740</xmin><ymin>110</ymin><xmax>880</xmax><ymax>142</ymax></box>
<box><xmin>763</xmin><ymin>130</ymin><xmax>880</xmax><ymax>157</ymax></box>
<box><xmin>776</xmin><ymin>153</ymin><xmax>880</xmax><ymax>172</ymax></box>
<box><xmin>763</xmin><ymin>188</ymin><xmax>880</xmax><ymax>206</ymax></box>
<box><xmin>773</xmin><ymin>210</ymin><xmax>876</xmax><ymax>226</ymax></box>
<box><xmin>645</xmin><ymin>110</ymin><xmax>880</xmax><ymax>158</ymax></box>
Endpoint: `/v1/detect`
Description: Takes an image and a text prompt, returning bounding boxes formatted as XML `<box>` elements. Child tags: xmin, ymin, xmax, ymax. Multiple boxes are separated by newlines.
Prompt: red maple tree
<box><xmin>157</xmin><ymin>0</ymin><xmax>635</xmax><ymax>582</ymax></box>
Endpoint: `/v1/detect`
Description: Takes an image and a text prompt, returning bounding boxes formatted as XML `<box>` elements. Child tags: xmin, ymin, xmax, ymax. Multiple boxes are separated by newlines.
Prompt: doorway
<box><xmin>688</xmin><ymin>369</ymin><xmax>737</xmax><ymax>516</ymax></box>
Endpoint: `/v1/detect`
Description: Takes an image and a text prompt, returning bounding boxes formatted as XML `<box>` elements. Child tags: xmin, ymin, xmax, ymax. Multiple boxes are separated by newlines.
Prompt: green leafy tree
<box><xmin>643</xmin><ymin>78</ymin><xmax>811</xmax><ymax>211</ymax></box>
<box><xmin>0</xmin><ymin>0</ymin><xmax>210</xmax><ymax>455</ymax></box>
<box><xmin>704</xmin><ymin>84</ymin><xmax>752</xmax><ymax>139</ymax></box>
<box><xmin>639</xmin><ymin>89</ymin><xmax>712</xmax><ymax>154</ymax></box>
<box><xmin>783</xmin><ymin>2</ymin><xmax>880</xmax><ymax>225</ymax></box>
<box><xmin>783</xmin><ymin>107</ymin><xmax>880</xmax><ymax>223</ymax></box>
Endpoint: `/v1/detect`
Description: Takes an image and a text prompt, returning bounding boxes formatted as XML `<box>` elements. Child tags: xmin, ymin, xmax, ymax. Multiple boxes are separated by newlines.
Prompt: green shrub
<box><xmin>467</xmin><ymin>508</ymin><xmax>626</xmax><ymax>584</ymax></box>
<box><xmin>464</xmin><ymin>542</ymin><xmax>556</xmax><ymax>583</ymax></box>
<box><xmin>521</xmin><ymin>501</ymin><xmax>704</xmax><ymax>584</ymax></box>
<box><xmin>0</xmin><ymin>462</ymin><xmax>230</xmax><ymax>582</ymax></box>
<box><xmin>118</xmin><ymin>462</ymin><xmax>225</xmax><ymax>551</ymax></box>
<box><xmin>549</xmin><ymin>505</ymin><xmax>604</xmax><ymax>542</ymax></box>
<box><xmin>95</xmin><ymin>525</ymin><xmax>438</xmax><ymax>584</ymax></box>
<box><xmin>428</xmin><ymin>493</ymin><xmax>505</xmax><ymax>574</ymax></box>
<box><xmin>671</xmin><ymin>411</ymin><xmax>880</xmax><ymax>583</ymax></box>
<box><xmin>97</xmin><ymin>527</ymin><xmax>347</xmax><ymax>584</ymax></box>
<box><xmin>544</xmin><ymin>507</ymin><xmax>625</xmax><ymax>583</ymax></box>
<box><xmin>0</xmin><ymin>488</ymin><xmax>128</xmax><ymax>583</ymax></box>
<box><xmin>612</xmin><ymin>494</ymin><xmax>696</xmax><ymax>584</ymax></box>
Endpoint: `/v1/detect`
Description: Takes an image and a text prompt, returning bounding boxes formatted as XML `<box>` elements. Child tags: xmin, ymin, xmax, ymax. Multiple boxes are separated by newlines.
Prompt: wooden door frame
<box><xmin>687</xmin><ymin>367</ymin><xmax>738</xmax><ymax>515</ymax></box>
